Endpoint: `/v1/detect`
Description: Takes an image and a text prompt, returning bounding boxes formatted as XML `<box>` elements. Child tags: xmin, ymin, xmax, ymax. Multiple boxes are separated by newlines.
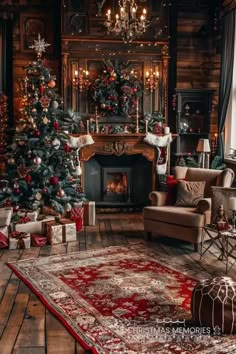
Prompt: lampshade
<box><xmin>196</xmin><ymin>138</ymin><xmax>211</xmax><ymax>153</ymax></box>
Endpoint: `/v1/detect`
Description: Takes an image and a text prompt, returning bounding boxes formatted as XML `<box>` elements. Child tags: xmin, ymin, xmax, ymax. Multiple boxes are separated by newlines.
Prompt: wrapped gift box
<box><xmin>0</xmin><ymin>225</ymin><xmax>9</xmax><ymax>238</ymax></box>
<box><xmin>31</xmin><ymin>234</ymin><xmax>48</xmax><ymax>247</ymax></box>
<box><xmin>83</xmin><ymin>201</ymin><xmax>96</xmax><ymax>226</ymax></box>
<box><xmin>9</xmin><ymin>231</ymin><xmax>31</xmax><ymax>249</ymax></box>
<box><xmin>46</xmin><ymin>219</ymin><xmax>76</xmax><ymax>245</ymax></box>
<box><xmin>71</xmin><ymin>206</ymin><xmax>84</xmax><ymax>231</ymax></box>
<box><xmin>12</xmin><ymin>216</ymin><xmax>55</xmax><ymax>235</ymax></box>
<box><xmin>0</xmin><ymin>207</ymin><xmax>13</xmax><ymax>227</ymax></box>
<box><xmin>71</xmin><ymin>201</ymin><xmax>96</xmax><ymax>228</ymax></box>
<box><xmin>14</xmin><ymin>220</ymin><xmax>43</xmax><ymax>234</ymax></box>
<box><xmin>0</xmin><ymin>231</ymin><xmax>8</xmax><ymax>248</ymax></box>
<box><xmin>17</xmin><ymin>209</ymin><xmax>40</xmax><ymax>222</ymax></box>
<box><xmin>59</xmin><ymin>219</ymin><xmax>77</xmax><ymax>242</ymax></box>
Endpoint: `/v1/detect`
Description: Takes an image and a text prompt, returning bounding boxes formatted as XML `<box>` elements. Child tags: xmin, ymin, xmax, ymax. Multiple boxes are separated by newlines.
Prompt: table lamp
<box><xmin>228</xmin><ymin>197</ymin><xmax>236</xmax><ymax>232</ymax></box>
<box><xmin>196</xmin><ymin>138</ymin><xmax>211</xmax><ymax>168</ymax></box>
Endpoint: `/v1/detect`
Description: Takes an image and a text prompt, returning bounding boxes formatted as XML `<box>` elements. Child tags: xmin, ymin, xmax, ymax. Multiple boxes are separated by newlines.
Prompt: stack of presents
<box><xmin>0</xmin><ymin>202</ymin><xmax>95</xmax><ymax>250</ymax></box>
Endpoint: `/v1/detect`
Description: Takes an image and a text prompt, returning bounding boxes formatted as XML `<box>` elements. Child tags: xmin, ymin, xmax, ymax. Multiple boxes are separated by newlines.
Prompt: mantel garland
<box><xmin>91</xmin><ymin>60</ymin><xmax>143</xmax><ymax>118</ymax></box>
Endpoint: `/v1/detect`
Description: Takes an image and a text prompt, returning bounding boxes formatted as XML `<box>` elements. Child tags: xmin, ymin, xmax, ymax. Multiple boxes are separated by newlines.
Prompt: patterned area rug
<box><xmin>7</xmin><ymin>243</ymin><xmax>236</xmax><ymax>354</ymax></box>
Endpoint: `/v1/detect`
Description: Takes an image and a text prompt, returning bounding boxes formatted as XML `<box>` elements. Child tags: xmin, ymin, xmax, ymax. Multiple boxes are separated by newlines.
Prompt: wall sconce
<box><xmin>72</xmin><ymin>68</ymin><xmax>90</xmax><ymax>91</ymax></box>
<box><xmin>145</xmin><ymin>69</ymin><xmax>159</xmax><ymax>93</ymax></box>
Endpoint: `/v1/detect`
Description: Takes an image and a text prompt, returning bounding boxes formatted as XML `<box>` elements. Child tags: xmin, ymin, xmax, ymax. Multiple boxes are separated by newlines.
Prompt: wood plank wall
<box><xmin>175</xmin><ymin>1</ymin><xmax>222</xmax><ymax>134</ymax></box>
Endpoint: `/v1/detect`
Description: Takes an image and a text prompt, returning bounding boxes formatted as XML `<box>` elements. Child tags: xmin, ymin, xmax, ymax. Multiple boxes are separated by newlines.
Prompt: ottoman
<box><xmin>191</xmin><ymin>276</ymin><xmax>236</xmax><ymax>334</ymax></box>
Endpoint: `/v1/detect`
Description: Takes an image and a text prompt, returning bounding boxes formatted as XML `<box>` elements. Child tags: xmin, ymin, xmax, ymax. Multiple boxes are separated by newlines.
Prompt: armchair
<box><xmin>143</xmin><ymin>167</ymin><xmax>235</xmax><ymax>251</ymax></box>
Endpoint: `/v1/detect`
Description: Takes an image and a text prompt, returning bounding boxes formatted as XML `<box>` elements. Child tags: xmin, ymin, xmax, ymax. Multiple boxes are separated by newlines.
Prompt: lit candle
<box><xmin>74</xmin><ymin>70</ymin><xmax>78</xmax><ymax>78</ymax></box>
<box><xmin>107</xmin><ymin>9</ymin><xmax>111</xmax><ymax>20</ymax></box>
<box><xmin>229</xmin><ymin>197</ymin><xmax>236</xmax><ymax>211</ymax></box>
<box><xmin>146</xmin><ymin>71</ymin><xmax>150</xmax><ymax>78</ymax></box>
<box><xmin>143</xmin><ymin>8</ymin><xmax>147</xmax><ymax>16</ymax></box>
<box><xmin>116</xmin><ymin>14</ymin><xmax>119</xmax><ymax>21</ymax></box>
<box><xmin>164</xmin><ymin>126</ymin><xmax>170</xmax><ymax>135</ymax></box>
<box><xmin>132</xmin><ymin>7</ymin><xmax>136</xmax><ymax>19</ymax></box>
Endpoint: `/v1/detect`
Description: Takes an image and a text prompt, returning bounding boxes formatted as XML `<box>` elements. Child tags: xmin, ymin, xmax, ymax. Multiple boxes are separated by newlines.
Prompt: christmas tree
<box><xmin>92</xmin><ymin>60</ymin><xmax>143</xmax><ymax>117</ymax></box>
<box><xmin>0</xmin><ymin>34</ymin><xmax>85</xmax><ymax>214</ymax></box>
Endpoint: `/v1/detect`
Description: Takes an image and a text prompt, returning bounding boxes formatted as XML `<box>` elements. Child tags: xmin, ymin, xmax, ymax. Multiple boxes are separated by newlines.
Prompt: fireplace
<box><xmin>79</xmin><ymin>134</ymin><xmax>159</xmax><ymax>208</ymax></box>
<box><xmin>83</xmin><ymin>154</ymin><xmax>152</xmax><ymax>207</ymax></box>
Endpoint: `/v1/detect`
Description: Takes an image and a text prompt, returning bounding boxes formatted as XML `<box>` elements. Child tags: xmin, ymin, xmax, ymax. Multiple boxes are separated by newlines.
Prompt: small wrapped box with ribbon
<box><xmin>46</xmin><ymin>219</ymin><xmax>76</xmax><ymax>245</ymax></box>
<box><xmin>9</xmin><ymin>231</ymin><xmax>31</xmax><ymax>249</ymax></box>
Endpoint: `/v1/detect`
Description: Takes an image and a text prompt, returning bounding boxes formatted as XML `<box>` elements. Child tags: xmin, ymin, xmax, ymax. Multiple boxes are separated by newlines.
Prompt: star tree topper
<box><xmin>29</xmin><ymin>33</ymin><xmax>51</xmax><ymax>58</ymax></box>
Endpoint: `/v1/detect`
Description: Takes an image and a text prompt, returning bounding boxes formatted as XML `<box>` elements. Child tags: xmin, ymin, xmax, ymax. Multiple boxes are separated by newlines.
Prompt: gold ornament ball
<box><xmin>48</xmin><ymin>79</ymin><xmax>56</xmax><ymax>88</ymax></box>
<box><xmin>7</xmin><ymin>157</ymin><xmax>15</xmax><ymax>165</ymax></box>
<box><xmin>57</xmin><ymin>188</ymin><xmax>65</xmax><ymax>197</ymax></box>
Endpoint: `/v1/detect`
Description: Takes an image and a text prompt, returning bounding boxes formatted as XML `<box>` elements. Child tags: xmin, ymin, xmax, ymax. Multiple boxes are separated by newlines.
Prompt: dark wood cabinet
<box><xmin>172</xmin><ymin>88</ymin><xmax>214</xmax><ymax>166</ymax></box>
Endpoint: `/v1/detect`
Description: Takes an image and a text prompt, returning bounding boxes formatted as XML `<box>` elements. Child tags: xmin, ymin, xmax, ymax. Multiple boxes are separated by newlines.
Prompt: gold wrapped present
<box><xmin>46</xmin><ymin>219</ymin><xmax>76</xmax><ymax>245</ymax></box>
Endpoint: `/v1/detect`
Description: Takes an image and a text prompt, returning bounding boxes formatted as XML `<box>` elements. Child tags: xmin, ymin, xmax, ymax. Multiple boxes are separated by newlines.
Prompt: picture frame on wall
<box><xmin>20</xmin><ymin>14</ymin><xmax>52</xmax><ymax>52</ymax></box>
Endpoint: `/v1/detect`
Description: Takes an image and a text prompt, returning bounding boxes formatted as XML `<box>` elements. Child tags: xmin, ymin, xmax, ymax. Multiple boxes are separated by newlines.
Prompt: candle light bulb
<box><xmin>74</xmin><ymin>70</ymin><xmax>78</xmax><ymax>77</ymax></box>
<box><xmin>107</xmin><ymin>9</ymin><xmax>111</xmax><ymax>20</ymax></box>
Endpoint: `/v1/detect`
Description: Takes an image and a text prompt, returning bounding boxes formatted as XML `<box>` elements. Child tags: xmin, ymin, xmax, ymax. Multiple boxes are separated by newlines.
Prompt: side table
<box><xmin>201</xmin><ymin>224</ymin><xmax>236</xmax><ymax>274</ymax></box>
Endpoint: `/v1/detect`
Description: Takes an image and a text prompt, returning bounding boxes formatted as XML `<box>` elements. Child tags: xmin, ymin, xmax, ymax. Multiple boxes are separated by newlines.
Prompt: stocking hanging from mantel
<box><xmin>144</xmin><ymin>133</ymin><xmax>173</xmax><ymax>175</ymax></box>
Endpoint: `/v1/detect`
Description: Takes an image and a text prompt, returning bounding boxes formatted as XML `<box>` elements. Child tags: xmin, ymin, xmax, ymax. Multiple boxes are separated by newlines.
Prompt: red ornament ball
<box><xmin>35</xmin><ymin>130</ymin><xmax>41</xmax><ymax>137</ymax></box>
<box><xmin>14</xmin><ymin>188</ymin><xmax>20</xmax><ymax>194</ymax></box>
<box><xmin>64</xmin><ymin>144</ymin><xmax>70</xmax><ymax>153</ymax></box>
<box><xmin>42</xmin><ymin>187</ymin><xmax>48</xmax><ymax>193</ymax></box>
<box><xmin>25</xmin><ymin>175</ymin><xmax>32</xmax><ymax>184</ymax></box>
<box><xmin>39</xmin><ymin>85</ymin><xmax>45</xmax><ymax>95</ymax></box>
<box><xmin>53</xmin><ymin>121</ymin><xmax>60</xmax><ymax>131</ymax></box>
<box><xmin>49</xmin><ymin>176</ymin><xmax>59</xmax><ymax>185</ymax></box>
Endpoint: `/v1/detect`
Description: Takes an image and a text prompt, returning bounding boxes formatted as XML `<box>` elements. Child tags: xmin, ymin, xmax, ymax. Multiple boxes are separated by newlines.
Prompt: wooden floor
<box><xmin>0</xmin><ymin>212</ymin><xmax>235</xmax><ymax>354</ymax></box>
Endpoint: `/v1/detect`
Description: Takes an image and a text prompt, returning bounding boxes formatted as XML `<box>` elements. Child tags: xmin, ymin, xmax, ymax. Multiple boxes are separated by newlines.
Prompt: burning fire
<box><xmin>106</xmin><ymin>173</ymin><xmax>127</xmax><ymax>194</ymax></box>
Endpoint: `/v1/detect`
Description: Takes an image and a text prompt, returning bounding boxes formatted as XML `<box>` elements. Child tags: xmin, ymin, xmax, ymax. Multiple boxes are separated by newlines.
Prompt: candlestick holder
<box><xmin>228</xmin><ymin>197</ymin><xmax>236</xmax><ymax>232</ymax></box>
<box><xmin>231</xmin><ymin>210</ymin><xmax>236</xmax><ymax>232</ymax></box>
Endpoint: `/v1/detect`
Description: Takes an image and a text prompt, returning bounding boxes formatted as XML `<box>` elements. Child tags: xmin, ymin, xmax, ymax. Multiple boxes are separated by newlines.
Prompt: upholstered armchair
<box><xmin>143</xmin><ymin>167</ymin><xmax>235</xmax><ymax>251</ymax></box>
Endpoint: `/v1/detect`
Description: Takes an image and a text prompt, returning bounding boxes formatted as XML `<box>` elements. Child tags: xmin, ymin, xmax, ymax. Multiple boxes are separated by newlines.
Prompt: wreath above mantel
<box><xmin>91</xmin><ymin>60</ymin><xmax>143</xmax><ymax>118</ymax></box>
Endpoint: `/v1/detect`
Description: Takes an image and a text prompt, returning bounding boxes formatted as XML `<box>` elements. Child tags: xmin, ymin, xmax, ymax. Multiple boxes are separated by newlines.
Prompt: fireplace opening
<box><xmin>83</xmin><ymin>154</ymin><xmax>152</xmax><ymax>207</ymax></box>
<box><xmin>103</xmin><ymin>168</ymin><xmax>131</xmax><ymax>203</ymax></box>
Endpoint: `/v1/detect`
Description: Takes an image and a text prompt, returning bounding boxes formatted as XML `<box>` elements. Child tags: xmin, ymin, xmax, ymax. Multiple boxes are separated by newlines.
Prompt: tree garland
<box><xmin>92</xmin><ymin>60</ymin><xmax>143</xmax><ymax>118</ymax></box>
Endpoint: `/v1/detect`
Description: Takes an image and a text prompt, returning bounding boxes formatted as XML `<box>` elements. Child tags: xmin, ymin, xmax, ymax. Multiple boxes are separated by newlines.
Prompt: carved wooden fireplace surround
<box><xmin>79</xmin><ymin>134</ymin><xmax>158</xmax><ymax>192</ymax></box>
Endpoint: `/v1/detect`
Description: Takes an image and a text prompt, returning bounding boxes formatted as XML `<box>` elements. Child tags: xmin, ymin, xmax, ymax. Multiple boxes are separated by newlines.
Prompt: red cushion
<box><xmin>166</xmin><ymin>176</ymin><xmax>179</xmax><ymax>205</ymax></box>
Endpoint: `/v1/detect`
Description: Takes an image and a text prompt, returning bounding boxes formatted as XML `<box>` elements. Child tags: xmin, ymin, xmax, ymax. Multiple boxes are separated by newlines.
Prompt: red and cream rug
<box><xmin>7</xmin><ymin>243</ymin><xmax>236</xmax><ymax>354</ymax></box>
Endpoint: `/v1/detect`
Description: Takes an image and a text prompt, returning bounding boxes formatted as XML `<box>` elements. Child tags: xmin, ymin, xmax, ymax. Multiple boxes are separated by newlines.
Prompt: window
<box><xmin>225</xmin><ymin>11</ymin><xmax>236</xmax><ymax>157</ymax></box>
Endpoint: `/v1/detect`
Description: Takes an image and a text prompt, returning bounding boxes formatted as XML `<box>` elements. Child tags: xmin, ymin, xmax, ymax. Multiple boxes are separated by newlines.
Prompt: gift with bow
<box><xmin>9</xmin><ymin>231</ymin><xmax>31</xmax><ymax>249</ymax></box>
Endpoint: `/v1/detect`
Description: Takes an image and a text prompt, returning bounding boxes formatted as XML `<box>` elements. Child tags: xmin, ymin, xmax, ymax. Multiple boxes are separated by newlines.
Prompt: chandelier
<box><xmin>104</xmin><ymin>0</ymin><xmax>149</xmax><ymax>43</ymax></box>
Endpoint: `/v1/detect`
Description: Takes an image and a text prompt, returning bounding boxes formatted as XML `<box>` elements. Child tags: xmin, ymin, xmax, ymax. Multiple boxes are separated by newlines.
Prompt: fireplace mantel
<box><xmin>79</xmin><ymin>134</ymin><xmax>158</xmax><ymax>191</ymax></box>
<box><xmin>80</xmin><ymin>134</ymin><xmax>157</xmax><ymax>161</ymax></box>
